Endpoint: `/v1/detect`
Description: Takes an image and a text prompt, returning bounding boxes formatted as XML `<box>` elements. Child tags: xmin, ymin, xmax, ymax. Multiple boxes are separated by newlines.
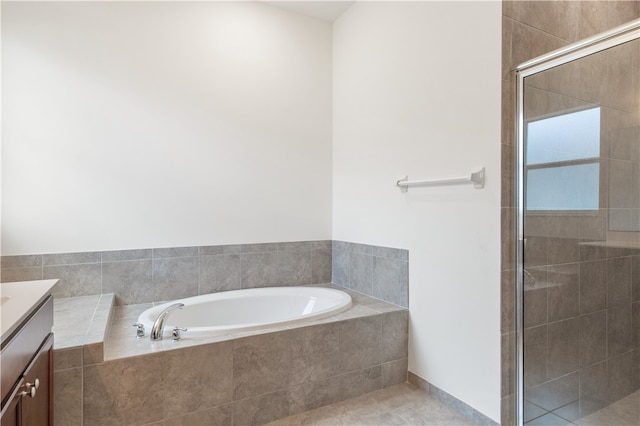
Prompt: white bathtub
<box><xmin>137</xmin><ymin>286</ymin><xmax>352</xmax><ymax>338</ymax></box>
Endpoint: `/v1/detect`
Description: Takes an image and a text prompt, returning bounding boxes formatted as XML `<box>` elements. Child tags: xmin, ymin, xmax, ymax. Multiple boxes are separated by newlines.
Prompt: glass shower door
<box><xmin>519</xmin><ymin>32</ymin><xmax>640</xmax><ymax>425</ymax></box>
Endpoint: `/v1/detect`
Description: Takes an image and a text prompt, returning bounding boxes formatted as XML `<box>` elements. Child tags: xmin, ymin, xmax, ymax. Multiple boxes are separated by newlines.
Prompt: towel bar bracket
<box><xmin>397</xmin><ymin>176</ymin><xmax>409</xmax><ymax>193</ymax></box>
<box><xmin>470</xmin><ymin>167</ymin><xmax>485</xmax><ymax>189</ymax></box>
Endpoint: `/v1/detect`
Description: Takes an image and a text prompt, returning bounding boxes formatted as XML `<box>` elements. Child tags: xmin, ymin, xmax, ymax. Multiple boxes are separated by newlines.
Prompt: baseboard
<box><xmin>408</xmin><ymin>371</ymin><xmax>498</xmax><ymax>426</ymax></box>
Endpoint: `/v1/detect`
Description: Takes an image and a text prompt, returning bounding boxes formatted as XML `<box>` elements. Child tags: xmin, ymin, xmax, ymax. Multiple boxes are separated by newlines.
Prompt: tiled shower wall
<box><xmin>501</xmin><ymin>1</ymin><xmax>640</xmax><ymax>424</ymax></box>
<box><xmin>521</xmin><ymin>34</ymin><xmax>640</xmax><ymax>425</ymax></box>
<box><xmin>1</xmin><ymin>240</ymin><xmax>409</xmax><ymax>307</ymax></box>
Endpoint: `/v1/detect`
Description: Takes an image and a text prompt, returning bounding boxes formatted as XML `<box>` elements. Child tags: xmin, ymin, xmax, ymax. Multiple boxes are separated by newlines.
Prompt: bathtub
<box><xmin>137</xmin><ymin>286</ymin><xmax>352</xmax><ymax>338</ymax></box>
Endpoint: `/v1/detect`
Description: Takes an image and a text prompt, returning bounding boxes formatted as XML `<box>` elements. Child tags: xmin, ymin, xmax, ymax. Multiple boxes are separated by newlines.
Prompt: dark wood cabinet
<box><xmin>21</xmin><ymin>334</ymin><xmax>53</xmax><ymax>426</ymax></box>
<box><xmin>1</xmin><ymin>297</ymin><xmax>53</xmax><ymax>426</ymax></box>
<box><xmin>1</xmin><ymin>378</ymin><xmax>24</xmax><ymax>426</ymax></box>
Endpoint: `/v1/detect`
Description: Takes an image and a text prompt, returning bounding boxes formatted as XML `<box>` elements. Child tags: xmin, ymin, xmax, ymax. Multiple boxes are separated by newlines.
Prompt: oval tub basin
<box><xmin>138</xmin><ymin>286</ymin><xmax>352</xmax><ymax>338</ymax></box>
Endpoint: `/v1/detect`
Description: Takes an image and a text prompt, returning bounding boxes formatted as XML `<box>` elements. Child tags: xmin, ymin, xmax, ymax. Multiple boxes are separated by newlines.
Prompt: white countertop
<box><xmin>0</xmin><ymin>279</ymin><xmax>58</xmax><ymax>345</ymax></box>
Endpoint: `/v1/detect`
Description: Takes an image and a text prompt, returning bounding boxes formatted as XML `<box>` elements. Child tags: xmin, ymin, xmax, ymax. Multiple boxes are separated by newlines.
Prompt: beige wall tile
<box><xmin>381</xmin><ymin>311</ymin><xmax>409</xmax><ymax>363</ymax></box>
<box><xmin>523</xmin><ymin>325</ymin><xmax>548</xmax><ymax>388</ymax></box>
<box><xmin>163</xmin><ymin>404</ymin><xmax>232</xmax><ymax>426</ymax></box>
<box><xmin>54</xmin><ymin>348</ymin><xmax>83</xmax><ymax>371</ymax></box>
<box><xmin>82</xmin><ymin>343</ymin><xmax>104</xmax><ymax>366</ymax></box>
<box><xmin>510</xmin><ymin>20</ymin><xmax>567</xmax><ymax>72</ymax></box>
<box><xmin>502</xmin><ymin>207</ymin><xmax>515</xmax><ymax>270</ymax></box>
<box><xmin>501</xmin><ymin>394</ymin><xmax>515</xmax><ymax>426</ymax></box>
<box><xmin>288</xmin><ymin>375</ymin><xmax>342</xmax><ymax>416</ymax></box>
<box><xmin>604</xmin><ymin>60</ymin><xmax>635</xmax><ymax>112</ymax></box>
<box><xmin>289</xmin><ymin>323</ymin><xmax>340</xmax><ymax>385</ymax></box>
<box><xmin>502</xmin><ymin>16</ymin><xmax>514</xmax><ymax>80</ymax></box>
<box><xmin>233</xmin><ymin>331</ymin><xmax>291</xmax><ymax>400</ymax></box>
<box><xmin>83</xmin><ymin>354</ymin><xmax>163</xmax><ymax>426</ymax></box>
<box><xmin>502</xmin><ymin>270</ymin><xmax>515</xmax><ymax>334</ymax></box>
<box><xmin>509</xmin><ymin>1</ymin><xmax>582</xmax><ymax>42</ymax></box>
<box><xmin>0</xmin><ymin>267</ymin><xmax>43</xmax><ymax>282</ymax></box>
<box><xmin>1</xmin><ymin>254</ymin><xmax>42</xmax><ymax>268</ymax></box>
<box><xmin>382</xmin><ymin>359</ymin><xmax>408</xmax><ymax>388</ymax></box>
<box><xmin>580</xmin><ymin>1</ymin><xmax>632</xmax><ymax>40</ymax></box>
<box><xmin>501</xmin><ymin>333</ymin><xmax>515</xmax><ymax>398</ymax></box>
<box><xmin>502</xmin><ymin>74</ymin><xmax>516</xmax><ymax>146</ymax></box>
<box><xmin>340</xmin><ymin>366</ymin><xmax>383</xmax><ymax>400</ymax></box>
<box><xmin>232</xmin><ymin>390</ymin><xmax>290</xmax><ymax>426</ymax></box>
<box><xmin>45</xmin><ymin>263</ymin><xmax>102</xmax><ymax>298</ymax></box>
<box><xmin>54</xmin><ymin>367</ymin><xmax>82</xmax><ymax>426</ymax></box>
<box><xmin>163</xmin><ymin>341</ymin><xmax>233</xmax><ymax>418</ymax></box>
<box><xmin>502</xmin><ymin>143</ymin><xmax>514</xmax><ymax>209</ymax></box>
<box><xmin>338</xmin><ymin>316</ymin><xmax>382</xmax><ymax>373</ymax></box>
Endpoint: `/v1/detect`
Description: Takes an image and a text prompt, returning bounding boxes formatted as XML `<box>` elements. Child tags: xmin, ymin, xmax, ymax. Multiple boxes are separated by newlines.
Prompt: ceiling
<box><xmin>264</xmin><ymin>1</ymin><xmax>355</xmax><ymax>22</ymax></box>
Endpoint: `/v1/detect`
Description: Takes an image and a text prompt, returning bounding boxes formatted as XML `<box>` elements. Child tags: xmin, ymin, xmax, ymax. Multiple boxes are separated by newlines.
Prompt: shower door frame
<box><xmin>514</xmin><ymin>18</ymin><xmax>640</xmax><ymax>426</ymax></box>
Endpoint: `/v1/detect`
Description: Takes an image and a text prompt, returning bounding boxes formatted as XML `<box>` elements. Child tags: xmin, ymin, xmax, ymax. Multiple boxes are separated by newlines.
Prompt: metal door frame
<box><xmin>514</xmin><ymin>18</ymin><xmax>640</xmax><ymax>426</ymax></box>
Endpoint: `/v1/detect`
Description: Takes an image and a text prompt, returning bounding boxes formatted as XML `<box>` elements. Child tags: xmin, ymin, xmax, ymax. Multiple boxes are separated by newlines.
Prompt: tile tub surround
<box><xmin>53</xmin><ymin>293</ymin><xmax>114</xmax><ymax>361</ymax></box>
<box><xmin>52</xmin><ymin>285</ymin><xmax>409</xmax><ymax>426</ymax></box>
<box><xmin>2</xmin><ymin>240</ymin><xmax>409</xmax><ymax>307</ymax></box>
<box><xmin>332</xmin><ymin>241</ymin><xmax>409</xmax><ymax>308</ymax></box>
<box><xmin>1</xmin><ymin>241</ymin><xmax>333</xmax><ymax>305</ymax></box>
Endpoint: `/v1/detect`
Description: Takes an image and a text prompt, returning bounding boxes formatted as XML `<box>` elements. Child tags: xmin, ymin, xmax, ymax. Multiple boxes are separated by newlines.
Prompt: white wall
<box><xmin>4</xmin><ymin>1</ymin><xmax>504</xmax><ymax>419</ymax></box>
<box><xmin>1</xmin><ymin>1</ymin><xmax>333</xmax><ymax>255</ymax></box>
<box><xmin>332</xmin><ymin>2</ymin><xmax>502</xmax><ymax>421</ymax></box>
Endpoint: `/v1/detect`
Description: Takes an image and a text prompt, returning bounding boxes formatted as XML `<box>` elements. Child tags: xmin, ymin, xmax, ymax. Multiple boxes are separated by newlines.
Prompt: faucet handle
<box><xmin>132</xmin><ymin>323</ymin><xmax>145</xmax><ymax>338</ymax></box>
<box><xmin>172</xmin><ymin>327</ymin><xmax>187</xmax><ymax>341</ymax></box>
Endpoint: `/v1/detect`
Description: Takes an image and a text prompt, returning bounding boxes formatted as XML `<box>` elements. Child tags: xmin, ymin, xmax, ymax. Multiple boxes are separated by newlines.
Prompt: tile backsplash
<box><xmin>1</xmin><ymin>240</ymin><xmax>408</xmax><ymax>307</ymax></box>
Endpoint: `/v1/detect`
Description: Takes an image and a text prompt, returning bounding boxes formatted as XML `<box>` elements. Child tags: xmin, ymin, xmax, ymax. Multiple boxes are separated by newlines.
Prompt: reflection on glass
<box><xmin>521</xmin><ymin>36</ymin><xmax>640</xmax><ymax>426</ymax></box>
<box><xmin>527</xmin><ymin>107</ymin><xmax>601</xmax><ymax>164</ymax></box>
<box><xmin>527</xmin><ymin>163</ymin><xmax>600</xmax><ymax>210</ymax></box>
<box><xmin>525</xmin><ymin>107</ymin><xmax>601</xmax><ymax>211</ymax></box>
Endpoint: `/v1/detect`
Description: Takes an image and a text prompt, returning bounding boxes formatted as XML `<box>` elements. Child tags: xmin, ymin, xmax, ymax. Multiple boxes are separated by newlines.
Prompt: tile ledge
<box><xmin>53</xmin><ymin>293</ymin><xmax>115</xmax><ymax>364</ymax></box>
<box><xmin>53</xmin><ymin>286</ymin><xmax>406</xmax><ymax>363</ymax></box>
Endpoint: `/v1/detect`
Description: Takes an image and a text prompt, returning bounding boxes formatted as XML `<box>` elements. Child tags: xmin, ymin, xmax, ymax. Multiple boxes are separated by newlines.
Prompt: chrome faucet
<box><xmin>150</xmin><ymin>303</ymin><xmax>184</xmax><ymax>341</ymax></box>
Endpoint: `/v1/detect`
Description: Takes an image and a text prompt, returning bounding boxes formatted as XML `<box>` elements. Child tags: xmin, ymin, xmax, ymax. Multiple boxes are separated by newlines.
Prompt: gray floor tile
<box><xmin>265</xmin><ymin>383</ymin><xmax>476</xmax><ymax>426</ymax></box>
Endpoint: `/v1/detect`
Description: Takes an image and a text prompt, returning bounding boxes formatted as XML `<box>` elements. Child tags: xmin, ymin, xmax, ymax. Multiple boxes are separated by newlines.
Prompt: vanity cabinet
<box><xmin>1</xmin><ymin>296</ymin><xmax>53</xmax><ymax>426</ymax></box>
<box><xmin>1</xmin><ymin>379</ymin><xmax>23</xmax><ymax>426</ymax></box>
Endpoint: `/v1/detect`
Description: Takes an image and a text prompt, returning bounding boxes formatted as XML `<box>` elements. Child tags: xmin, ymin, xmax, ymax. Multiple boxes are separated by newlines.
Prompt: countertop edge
<box><xmin>1</xmin><ymin>279</ymin><xmax>59</xmax><ymax>345</ymax></box>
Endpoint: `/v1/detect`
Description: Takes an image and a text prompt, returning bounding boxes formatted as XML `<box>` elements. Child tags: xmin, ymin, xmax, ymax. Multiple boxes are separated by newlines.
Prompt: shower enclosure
<box><xmin>516</xmin><ymin>19</ymin><xmax>640</xmax><ymax>425</ymax></box>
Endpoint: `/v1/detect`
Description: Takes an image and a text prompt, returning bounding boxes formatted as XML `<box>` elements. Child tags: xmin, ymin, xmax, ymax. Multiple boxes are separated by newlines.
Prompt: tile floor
<box><xmin>524</xmin><ymin>390</ymin><xmax>640</xmax><ymax>426</ymax></box>
<box><xmin>574</xmin><ymin>390</ymin><xmax>640</xmax><ymax>426</ymax></box>
<box><xmin>271</xmin><ymin>383</ymin><xmax>640</xmax><ymax>426</ymax></box>
<box><xmin>266</xmin><ymin>383</ymin><xmax>476</xmax><ymax>425</ymax></box>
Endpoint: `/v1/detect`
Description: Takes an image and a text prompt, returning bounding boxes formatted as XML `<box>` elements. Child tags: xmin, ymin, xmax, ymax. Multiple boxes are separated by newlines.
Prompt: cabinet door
<box><xmin>21</xmin><ymin>333</ymin><xmax>53</xmax><ymax>426</ymax></box>
<box><xmin>0</xmin><ymin>379</ymin><xmax>24</xmax><ymax>426</ymax></box>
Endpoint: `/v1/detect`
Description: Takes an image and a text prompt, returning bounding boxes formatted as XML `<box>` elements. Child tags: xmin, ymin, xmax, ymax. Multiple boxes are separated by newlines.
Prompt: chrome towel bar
<box><xmin>396</xmin><ymin>167</ymin><xmax>485</xmax><ymax>192</ymax></box>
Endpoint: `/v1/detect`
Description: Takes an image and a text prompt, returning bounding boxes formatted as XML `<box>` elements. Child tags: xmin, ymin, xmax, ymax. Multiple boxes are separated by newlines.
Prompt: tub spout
<box><xmin>150</xmin><ymin>303</ymin><xmax>184</xmax><ymax>341</ymax></box>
